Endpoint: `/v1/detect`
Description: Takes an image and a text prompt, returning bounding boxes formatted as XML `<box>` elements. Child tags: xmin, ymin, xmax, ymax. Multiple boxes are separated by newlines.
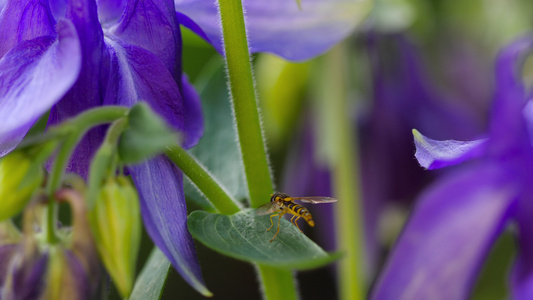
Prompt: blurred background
<box><xmin>136</xmin><ymin>0</ymin><xmax>533</xmax><ymax>298</ymax></box>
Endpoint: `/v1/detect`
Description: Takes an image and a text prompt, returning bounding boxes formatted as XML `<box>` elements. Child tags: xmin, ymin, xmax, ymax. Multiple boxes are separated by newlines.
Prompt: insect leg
<box><xmin>267</xmin><ymin>213</ymin><xmax>280</xmax><ymax>231</ymax></box>
<box><xmin>270</xmin><ymin>212</ymin><xmax>285</xmax><ymax>242</ymax></box>
<box><xmin>290</xmin><ymin>215</ymin><xmax>297</xmax><ymax>226</ymax></box>
<box><xmin>293</xmin><ymin>216</ymin><xmax>302</xmax><ymax>232</ymax></box>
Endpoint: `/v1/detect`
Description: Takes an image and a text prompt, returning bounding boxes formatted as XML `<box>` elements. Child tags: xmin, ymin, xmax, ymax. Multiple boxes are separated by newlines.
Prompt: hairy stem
<box><xmin>166</xmin><ymin>145</ymin><xmax>242</xmax><ymax>215</ymax></box>
<box><xmin>216</xmin><ymin>0</ymin><xmax>297</xmax><ymax>298</ymax></box>
<box><xmin>43</xmin><ymin>106</ymin><xmax>128</xmax><ymax>243</ymax></box>
<box><xmin>217</xmin><ymin>0</ymin><xmax>273</xmax><ymax>208</ymax></box>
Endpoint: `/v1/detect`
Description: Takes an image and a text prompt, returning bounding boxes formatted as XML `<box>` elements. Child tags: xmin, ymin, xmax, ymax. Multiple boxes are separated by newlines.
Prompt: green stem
<box><xmin>165</xmin><ymin>145</ymin><xmax>241</xmax><ymax>215</ymax></box>
<box><xmin>315</xmin><ymin>44</ymin><xmax>365</xmax><ymax>300</ymax></box>
<box><xmin>103</xmin><ymin>118</ymin><xmax>128</xmax><ymax>148</ymax></box>
<box><xmin>86</xmin><ymin>118</ymin><xmax>128</xmax><ymax>209</ymax></box>
<box><xmin>45</xmin><ymin>133</ymin><xmax>81</xmax><ymax>243</ymax></box>
<box><xmin>256</xmin><ymin>265</ymin><xmax>298</xmax><ymax>300</ymax></box>
<box><xmin>19</xmin><ymin>106</ymin><xmax>128</xmax><ymax>150</ymax></box>
<box><xmin>216</xmin><ymin>0</ymin><xmax>297</xmax><ymax>298</ymax></box>
<box><xmin>217</xmin><ymin>0</ymin><xmax>273</xmax><ymax>208</ymax></box>
<box><xmin>44</xmin><ymin>106</ymin><xmax>129</xmax><ymax>243</ymax></box>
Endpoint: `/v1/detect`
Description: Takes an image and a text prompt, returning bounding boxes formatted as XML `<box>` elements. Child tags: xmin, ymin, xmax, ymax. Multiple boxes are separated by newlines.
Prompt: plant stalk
<box><xmin>216</xmin><ymin>0</ymin><xmax>298</xmax><ymax>298</ymax></box>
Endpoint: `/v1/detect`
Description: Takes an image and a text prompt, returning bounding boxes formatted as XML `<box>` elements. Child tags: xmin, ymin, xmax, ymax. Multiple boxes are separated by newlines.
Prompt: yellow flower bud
<box><xmin>0</xmin><ymin>152</ymin><xmax>43</xmax><ymax>221</ymax></box>
<box><xmin>90</xmin><ymin>176</ymin><xmax>141</xmax><ymax>298</ymax></box>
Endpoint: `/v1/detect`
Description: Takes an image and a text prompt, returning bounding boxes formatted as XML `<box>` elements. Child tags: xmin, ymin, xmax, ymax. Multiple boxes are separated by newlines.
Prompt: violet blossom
<box><xmin>279</xmin><ymin>33</ymin><xmax>485</xmax><ymax>276</ymax></box>
<box><xmin>174</xmin><ymin>0</ymin><xmax>371</xmax><ymax>61</ymax></box>
<box><xmin>360</xmin><ymin>33</ymin><xmax>484</xmax><ymax>267</ymax></box>
<box><xmin>371</xmin><ymin>36</ymin><xmax>533</xmax><ymax>299</ymax></box>
<box><xmin>0</xmin><ymin>0</ymin><xmax>368</xmax><ymax>295</ymax></box>
<box><xmin>0</xmin><ymin>0</ymin><xmax>209</xmax><ymax>294</ymax></box>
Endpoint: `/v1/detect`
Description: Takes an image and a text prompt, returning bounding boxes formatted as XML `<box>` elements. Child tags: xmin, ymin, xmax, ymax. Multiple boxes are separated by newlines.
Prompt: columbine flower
<box><xmin>360</xmin><ymin>33</ymin><xmax>484</xmax><ymax>263</ymax></box>
<box><xmin>371</xmin><ymin>36</ymin><xmax>533</xmax><ymax>300</ymax></box>
<box><xmin>174</xmin><ymin>0</ymin><xmax>372</xmax><ymax>61</ymax></box>
<box><xmin>0</xmin><ymin>0</ymin><xmax>372</xmax><ymax>295</ymax></box>
<box><xmin>0</xmin><ymin>0</ymin><xmax>209</xmax><ymax>294</ymax></box>
<box><xmin>279</xmin><ymin>34</ymin><xmax>485</xmax><ymax>274</ymax></box>
<box><xmin>1</xmin><ymin>190</ymin><xmax>100</xmax><ymax>300</ymax></box>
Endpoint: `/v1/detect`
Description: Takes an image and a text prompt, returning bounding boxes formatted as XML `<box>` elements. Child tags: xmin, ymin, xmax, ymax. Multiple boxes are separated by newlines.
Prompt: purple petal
<box><xmin>96</xmin><ymin>0</ymin><xmax>127</xmax><ymax>25</ymax></box>
<box><xmin>103</xmin><ymin>41</ymin><xmax>186</xmax><ymax>135</ymax></box>
<box><xmin>176</xmin><ymin>11</ymin><xmax>211</xmax><ymax>45</ymax></box>
<box><xmin>371</xmin><ymin>164</ymin><xmax>517</xmax><ymax>300</ymax></box>
<box><xmin>0</xmin><ymin>244</ymin><xmax>17</xmax><ymax>286</ymax></box>
<box><xmin>367</xmin><ymin>34</ymin><xmax>483</xmax><ymax>141</ymax></box>
<box><xmin>510</xmin><ymin>183</ymin><xmax>533</xmax><ymax>300</ymax></box>
<box><xmin>180</xmin><ymin>75</ymin><xmax>203</xmax><ymax>149</ymax></box>
<box><xmin>129</xmin><ymin>156</ymin><xmax>210</xmax><ymax>296</ymax></box>
<box><xmin>413</xmin><ymin>130</ymin><xmax>487</xmax><ymax>170</ymax></box>
<box><xmin>62</xmin><ymin>250</ymin><xmax>92</xmax><ymax>300</ymax></box>
<box><xmin>174</xmin><ymin>0</ymin><xmax>371</xmax><ymax>61</ymax></box>
<box><xmin>8</xmin><ymin>252</ymin><xmax>49</xmax><ymax>300</ymax></box>
<box><xmin>489</xmin><ymin>36</ymin><xmax>533</xmax><ymax>147</ymax></box>
<box><xmin>48</xmin><ymin>0</ymin><xmax>67</xmax><ymax>21</ymax></box>
<box><xmin>523</xmin><ymin>101</ymin><xmax>533</xmax><ymax>145</ymax></box>
<box><xmin>47</xmin><ymin>0</ymin><xmax>108</xmax><ymax>177</ymax></box>
<box><xmin>0</xmin><ymin>0</ymin><xmax>55</xmax><ymax>58</ymax></box>
<box><xmin>112</xmin><ymin>0</ymin><xmax>181</xmax><ymax>75</ymax></box>
<box><xmin>49</xmin><ymin>0</ymin><xmax>106</xmax><ymax>124</ymax></box>
<box><xmin>494</xmin><ymin>35</ymin><xmax>533</xmax><ymax>100</ymax></box>
<box><xmin>0</xmin><ymin>20</ymin><xmax>81</xmax><ymax>156</ymax></box>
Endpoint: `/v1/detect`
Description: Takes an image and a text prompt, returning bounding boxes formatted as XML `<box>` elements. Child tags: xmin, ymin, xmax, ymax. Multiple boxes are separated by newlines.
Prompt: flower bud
<box><xmin>90</xmin><ymin>176</ymin><xmax>141</xmax><ymax>298</ymax></box>
<box><xmin>0</xmin><ymin>152</ymin><xmax>43</xmax><ymax>221</ymax></box>
<box><xmin>2</xmin><ymin>245</ymin><xmax>96</xmax><ymax>300</ymax></box>
<box><xmin>1</xmin><ymin>189</ymin><xmax>102</xmax><ymax>300</ymax></box>
<box><xmin>42</xmin><ymin>246</ymin><xmax>92</xmax><ymax>300</ymax></box>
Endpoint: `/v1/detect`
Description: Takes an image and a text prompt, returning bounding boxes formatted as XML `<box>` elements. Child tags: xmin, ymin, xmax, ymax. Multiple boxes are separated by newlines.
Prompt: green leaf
<box><xmin>119</xmin><ymin>103</ymin><xmax>177</xmax><ymax>164</ymax></box>
<box><xmin>130</xmin><ymin>248</ymin><xmax>171</xmax><ymax>300</ymax></box>
<box><xmin>184</xmin><ymin>61</ymin><xmax>248</xmax><ymax>208</ymax></box>
<box><xmin>188</xmin><ymin>209</ymin><xmax>341</xmax><ymax>270</ymax></box>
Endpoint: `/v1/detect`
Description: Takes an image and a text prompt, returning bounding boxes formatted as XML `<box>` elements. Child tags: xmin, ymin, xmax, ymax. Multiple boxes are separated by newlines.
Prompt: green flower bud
<box><xmin>1</xmin><ymin>193</ymin><xmax>101</xmax><ymax>300</ymax></box>
<box><xmin>0</xmin><ymin>152</ymin><xmax>43</xmax><ymax>221</ymax></box>
<box><xmin>43</xmin><ymin>246</ymin><xmax>89</xmax><ymax>300</ymax></box>
<box><xmin>90</xmin><ymin>176</ymin><xmax>141</xmax><ymax>298</ymax></box>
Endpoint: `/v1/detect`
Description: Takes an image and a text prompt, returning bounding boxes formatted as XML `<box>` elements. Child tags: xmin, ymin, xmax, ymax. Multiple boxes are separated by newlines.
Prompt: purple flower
<box><xmin>1</xmin><ymin>189</ymin><xmax>101</xmax><ymax>300</ymax></box>
<box><xmin>175</xmin><ymin>0</ymin><xmax>372</xmax><ymax>61</ymax></box>
<box><xmin>360</xmin><ymin>33</ymin><xmax>484</xmax><ymax>267</ymax></box>
<box><xmin>280</xmin><ymin>34</ymin><xmax>485</xmax><ymax>275</ymax></box>
<box><xmin>0</xmin><ymin>0</ymin><xmax>209</xmax><ymax>294</ymax></box>
<box><xmin>0</xmin><ymin>0</ymin><xmax>371</xmax><ymax>295</ymax></box>
<box><xmin>371</xmin><ymin>36</ymin><xmax>533</xmax><ymax>300</ymax></box>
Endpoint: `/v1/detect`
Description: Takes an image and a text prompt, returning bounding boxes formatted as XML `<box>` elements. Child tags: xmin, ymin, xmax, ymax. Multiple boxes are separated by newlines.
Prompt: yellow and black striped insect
<box><xmin>256</xmin><ymin>192</ymin><xmax>337</xmax><ymax>242</ymax></box>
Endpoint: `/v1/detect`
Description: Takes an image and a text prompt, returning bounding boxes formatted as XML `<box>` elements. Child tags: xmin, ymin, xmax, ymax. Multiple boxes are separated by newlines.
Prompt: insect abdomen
<box><xmin>285</xmin><ymin>203</ymin><xmax>315</xmax><ymax>227</ymax></box>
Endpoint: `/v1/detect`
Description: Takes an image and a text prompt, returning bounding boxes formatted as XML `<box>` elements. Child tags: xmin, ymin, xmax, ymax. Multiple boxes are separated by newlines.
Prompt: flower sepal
<box><xmin>89</xmin><ymin>176</ymin><xmax>141</xmax><ymax>298</ymax></box>
<box><xmin>118</xmin><ymin>102</ymin><xmax>178</xmax><ymax>164</ymax></box>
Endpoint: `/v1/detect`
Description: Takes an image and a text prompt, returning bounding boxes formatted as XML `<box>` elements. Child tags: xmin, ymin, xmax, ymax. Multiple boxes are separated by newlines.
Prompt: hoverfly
<box><xmin>256</xmin><ymin>192</ymin><xmax>337</xmax><ymax>242</ymax></box>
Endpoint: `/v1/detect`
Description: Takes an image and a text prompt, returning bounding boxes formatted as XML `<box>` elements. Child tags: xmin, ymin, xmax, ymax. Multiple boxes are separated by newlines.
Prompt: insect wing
<box><xmin>289</xmin><ymin>196</ymin><xmax>337</xmax><ymax>204</ymax></box>
<box><xmin>256</xmin><ymin>202</ymin><xmax>282</xmax><ymax>215</ymax></box>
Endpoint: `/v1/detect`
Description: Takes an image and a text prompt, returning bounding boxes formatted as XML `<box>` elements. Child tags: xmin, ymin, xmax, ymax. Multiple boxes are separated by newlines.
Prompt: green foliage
<box><xmin>188</xmin><ymin>209</ymin><xmax>341</xmax><ymax>270</ymax></box>
<box><xmin>184</xmin><ymin>62</ymin><xmax>249</xmax><ymax>208</ymax></box>
<box><xmin>130</xmin><ymin>248</ymin><xmax>171</xmax><ymax>300</ymax></box>
<box><xmin>119</xmin><ymin>103</ymin><xmax>177</xmax><ymax>164</ymax></box>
